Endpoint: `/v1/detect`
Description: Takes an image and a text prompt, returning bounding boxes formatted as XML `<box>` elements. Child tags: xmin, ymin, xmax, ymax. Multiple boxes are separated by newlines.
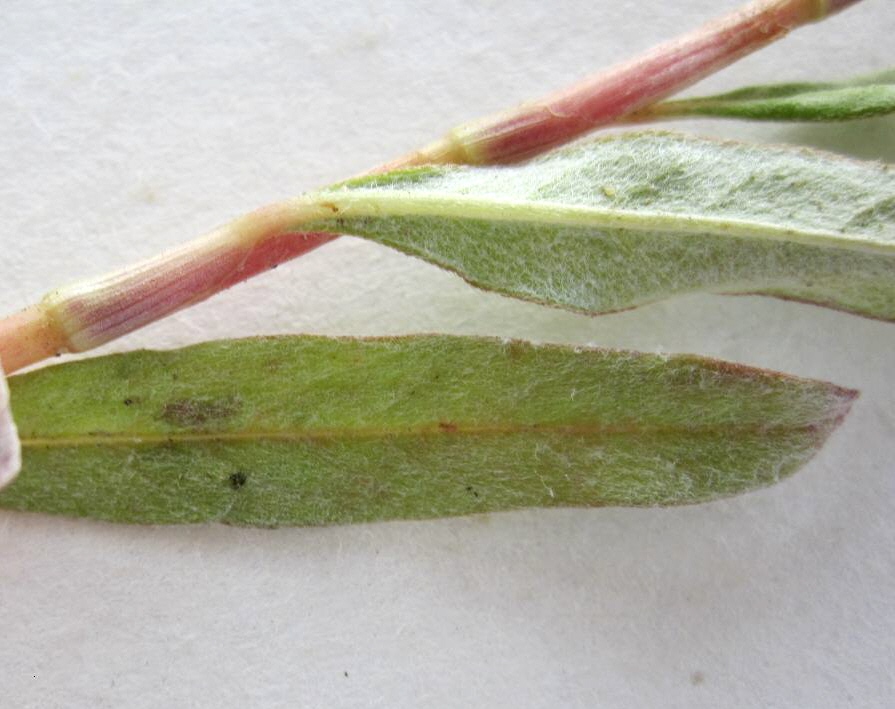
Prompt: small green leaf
<box><xmin>308</xmin><ymin>132</ymin><xmax>895</xmax><ymax>321</ymax></box>
<box><xmin>632</xmin><ymin>69</ymin><xmax>895</xmax><ymax>122</ymax></box>
<box><xmin>0</xmin><ymin>335</ymin><xmax>855</xmax><ymax>526</ymax></box>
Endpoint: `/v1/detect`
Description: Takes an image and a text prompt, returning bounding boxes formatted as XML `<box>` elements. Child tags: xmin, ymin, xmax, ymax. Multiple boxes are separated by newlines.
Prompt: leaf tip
<box><xmin>827</xmin><ymin>383</ymin><xmax>860</xmax><ymax>429</ymax></box>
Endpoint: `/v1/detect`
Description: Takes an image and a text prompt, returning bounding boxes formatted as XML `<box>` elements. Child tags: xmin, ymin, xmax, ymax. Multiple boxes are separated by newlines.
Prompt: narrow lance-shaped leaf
<box><xmin>305</xmin><ymin>132</ymin><xmax>895</xmax><ymax>321</ymax></box>
<box><xmin>625</xmin><ymin>69</ymin><xmax>895</xmax><ymax>122</ymax></box>
<box><xmin>0</xmin><ymin>335</ymin><xmax>855</xmax><ymax>526</ymax></box>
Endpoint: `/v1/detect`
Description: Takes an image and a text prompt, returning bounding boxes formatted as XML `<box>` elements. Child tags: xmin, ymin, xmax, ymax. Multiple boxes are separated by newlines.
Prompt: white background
<box><xmin>1</xmin><ymin>1</ymin><xmax>893</xmax><ymax>706</ymax></box>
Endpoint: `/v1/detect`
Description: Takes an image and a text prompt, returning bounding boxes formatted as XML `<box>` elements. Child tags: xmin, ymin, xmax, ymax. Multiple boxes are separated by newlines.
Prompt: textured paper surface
<box><xmin>1</xmin><ymin>1</ymin><xmax>893</xmax><ymax>707</ymax></box>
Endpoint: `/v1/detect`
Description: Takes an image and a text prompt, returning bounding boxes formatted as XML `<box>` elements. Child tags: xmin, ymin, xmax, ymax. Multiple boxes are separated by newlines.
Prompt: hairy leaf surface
<box><xmin>629</xmin><ymin>69</ymin><xmax>895</xmax><ymax>122</ymax></box>
<box><xmin>307</xmin><ymin>132</ymin><xmax>895</xmax><ymax>320</ymax></box>
<box><xmin>0</xmin><ymin>336</ymin><xmax>855</xmax><ymax>526</ymax></box>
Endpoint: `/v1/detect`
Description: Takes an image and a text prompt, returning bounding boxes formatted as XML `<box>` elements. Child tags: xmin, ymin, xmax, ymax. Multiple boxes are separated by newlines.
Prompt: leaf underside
<box><xmin>639</xmin><ymin>69</ymin><xmax>895</xmax><ymax>122</ymax></box>
<box><xmin>309</xmin><ymin>132</ymin><xmax>895</xmax><ymax>321</ymax></box>
<box><xmin>0</xmin><ymin>336</ymin><xmax>855</xmax><ymax>526</ymax></box>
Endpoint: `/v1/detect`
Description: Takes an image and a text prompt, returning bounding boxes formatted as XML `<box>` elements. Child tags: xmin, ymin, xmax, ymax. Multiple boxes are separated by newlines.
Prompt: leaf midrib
<box><xmin>19</xmin><ymin>421</ymin><xmax>825</xmax><ymax>448</ymax></box>
<box><xmin>310</xmin><ymin>190</ymin><xmax>894</xmax><ymax>255</ymax></box>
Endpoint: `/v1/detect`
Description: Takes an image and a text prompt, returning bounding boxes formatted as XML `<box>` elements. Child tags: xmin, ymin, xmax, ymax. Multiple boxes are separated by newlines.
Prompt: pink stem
<box><xmin>0</xmin><ymin>202</ymin><xmax>337</xmax><ymax>373</ymax></box>
<box><xmin>0</xmin><ymin>0</ymin><xmax>865</xmax><ymax>374</ymax></box>
<box><xmin>407</xmin><ymin>0</ymin><xmax>863</xmax><ymax>165</ymax></box>
<box><xmin>53</xmin><ymin>229</ymin><xmax>337</xmax><ymax>355</ymax></box>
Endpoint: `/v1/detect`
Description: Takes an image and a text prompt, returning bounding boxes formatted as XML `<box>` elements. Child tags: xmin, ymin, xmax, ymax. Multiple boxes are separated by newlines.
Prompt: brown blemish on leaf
<box><xmin>506</xmin><ymin>340</ymin><xmax>529</xmax><ymax>361</ymax></box>
<box><xmin>438</xmin><ymin>421</ymin><xmax>459</xmax><ymax>433</ymax></box>
<box><xmin>160</xmin><ymin>396</ymin><xmax>242</xmax><ymax>428</ymax></box>
<box><xmin>228</xmin><ymin>471</ymin><xmax>248</xmax><ymax>490</ymax></box>
<box><xmin>266</xmin><ymin>358</ymin><xmax>283</xmax><ymax>373</ymax></box>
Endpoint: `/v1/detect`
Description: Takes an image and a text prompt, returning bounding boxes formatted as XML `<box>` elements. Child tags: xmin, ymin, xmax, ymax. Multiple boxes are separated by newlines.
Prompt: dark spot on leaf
<box><xmin>229</xmin><ymin>471</ymin><xmax>248</xmax><ymax>490</ymax></box>
<box><xmin>439</xmin><ymin>421</ymin><xmax>458</xmax><ymax>433</ymax></box>
<box><xmin>506</xmin><ymin>340</ymin><xmax>529</xmax><ymax>360</ymax></box>
<box><xmin>160</xmin><ymin>396</ymin><xmax>242</xmax><ymax>427</ymax></box>
<box><xmin>123</xmin><ymin>398</ymin><xmax>134</xmax><ymax>406</ymax></box>
<box><xmin>266</xmin><ymin>360</ymin><xmax>281</xmax><ymax>373</ymax></box>
<box><xmin>465</xmin><ymin>485</ymin><xmax>479</xmax><ymax>498</ymax></box>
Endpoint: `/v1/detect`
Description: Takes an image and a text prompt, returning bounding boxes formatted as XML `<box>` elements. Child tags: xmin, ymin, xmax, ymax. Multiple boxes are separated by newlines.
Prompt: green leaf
<box><xmin>0</xmin><ymin>335</ymin><xmax>855</xmax><ymax>526</ymax></box>
<box><xmin>632</xmin><ymin>69</ymin><xmax>895</xmax><ymax>122</ymax></box>
<box><xmin>306</xmin><ymin>132</ymin><xmax>895</xmax><ymax>321</ymax></box>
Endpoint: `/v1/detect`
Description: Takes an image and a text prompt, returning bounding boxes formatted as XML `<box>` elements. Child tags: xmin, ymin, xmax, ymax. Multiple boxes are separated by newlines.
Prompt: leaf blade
<box><xmin>310</xmin><ymin>132</ymin><xmax>895</xmax><ymax>320</ymax></box>
<box><xmin>628</xmin><ymin>69</ymin><xmax>895</xmax><ymax>122</ymax></box>
<box><xmin>0</xmin><ymin>336</ymin><xmax>855</xmax><ymax>526</ymax></box>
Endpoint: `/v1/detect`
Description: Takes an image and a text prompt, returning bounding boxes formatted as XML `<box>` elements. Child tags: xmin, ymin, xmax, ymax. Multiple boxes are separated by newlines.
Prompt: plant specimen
<box><xmin>0</xmin><ymin>0</ymin><xmax>891</xmax><ymax>525</ymax></box>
